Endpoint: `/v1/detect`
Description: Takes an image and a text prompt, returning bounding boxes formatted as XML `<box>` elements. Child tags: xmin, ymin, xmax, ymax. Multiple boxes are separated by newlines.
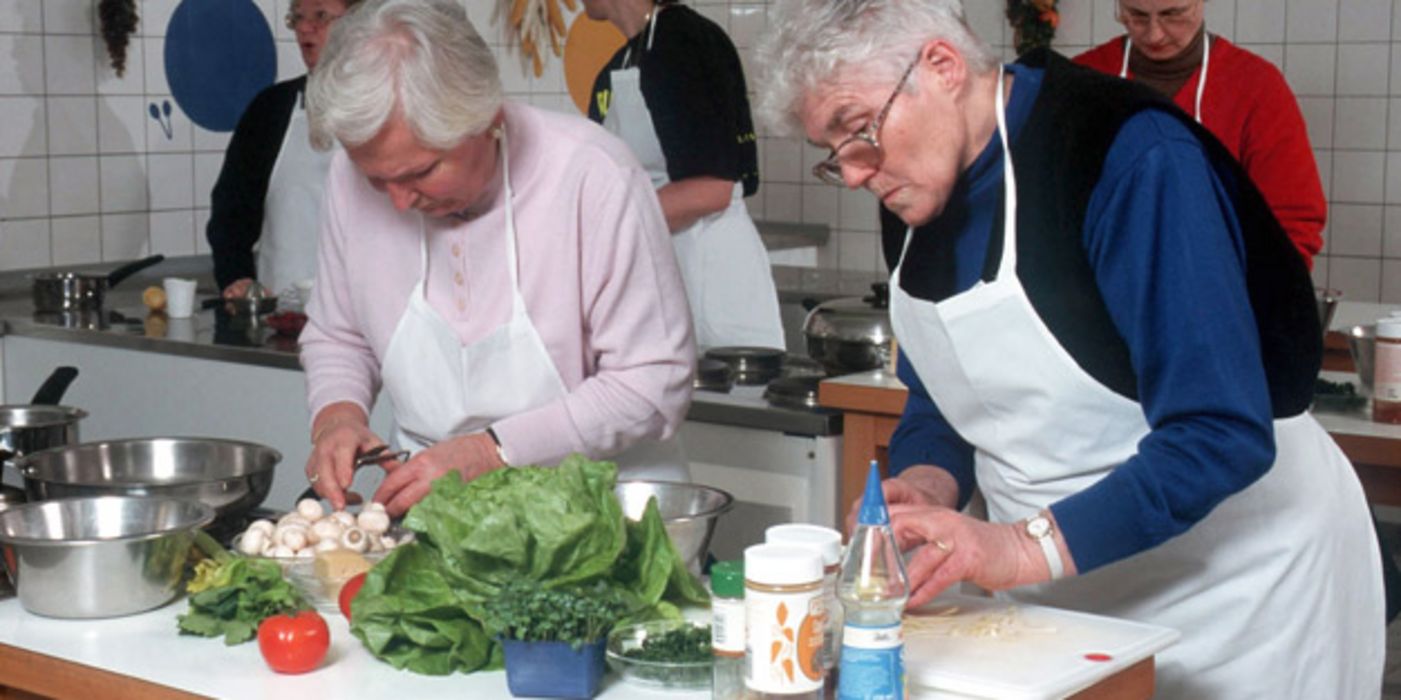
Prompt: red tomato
<box><xmin>257</xmin><ymin>610</ymin><xmax>330</xmax><ymax>674</ymax></box>
<box><xmin>338</xmin><ymin>572</ymin><xmax>368</xmax><ymax>620</ymax></box>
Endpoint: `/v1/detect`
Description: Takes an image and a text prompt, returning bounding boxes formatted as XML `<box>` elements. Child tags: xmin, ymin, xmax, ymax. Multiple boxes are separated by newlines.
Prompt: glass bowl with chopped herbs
<box><xmin>606</xmin><ymin>619</ymin><xmax>712</xmax><ymax>690</ymax></box>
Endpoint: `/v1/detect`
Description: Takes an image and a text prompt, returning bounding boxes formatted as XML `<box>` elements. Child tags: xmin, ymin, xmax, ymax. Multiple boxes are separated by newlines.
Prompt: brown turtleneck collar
<box><xmin>1127</xmin><ymin>26</ymin><xmax>1208</xmax><ymax>101</ymax></box>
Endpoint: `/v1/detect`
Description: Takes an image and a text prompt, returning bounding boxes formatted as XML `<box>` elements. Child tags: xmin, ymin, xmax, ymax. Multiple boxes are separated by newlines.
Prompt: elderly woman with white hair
<box><xmin>298</xmin><ymin>0</ymin><xmax>694</xmax><ymax>516</ymax></box>
<box><xmin>757</xmin><ymin>0</ymin><xmax>1381</xmax><ymax>696</ymax></box>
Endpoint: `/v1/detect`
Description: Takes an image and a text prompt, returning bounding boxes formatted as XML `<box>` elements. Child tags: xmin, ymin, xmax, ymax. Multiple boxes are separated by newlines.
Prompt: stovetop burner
<box><xmin>763</xmin><ymin>375</ymin><xmax>825</xmax><ymax>410</ymax></box>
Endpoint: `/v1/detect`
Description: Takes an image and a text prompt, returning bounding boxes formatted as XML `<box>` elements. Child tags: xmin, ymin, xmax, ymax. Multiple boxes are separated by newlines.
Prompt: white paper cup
<box><xmin>163</xmin><ymin>277</ymin><xmax>197</xmax><ymax>318</ymax></box>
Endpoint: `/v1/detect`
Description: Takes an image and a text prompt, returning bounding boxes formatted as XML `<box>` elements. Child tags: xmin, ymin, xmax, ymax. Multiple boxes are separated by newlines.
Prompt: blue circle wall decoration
<box><xmin>164</xmin><ymin>0</ymin><xmax>277</xmax><ymax>133</ymax></box>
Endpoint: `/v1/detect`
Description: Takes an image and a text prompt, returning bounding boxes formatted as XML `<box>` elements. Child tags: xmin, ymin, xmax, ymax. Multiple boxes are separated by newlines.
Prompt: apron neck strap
<box><xmin>1119</xmin><ymin>29</ymin><xmax>1210</xmax><ymax>123</ymax></box>
<box><xmin>620</xmin><ymin>5</ymin><xmax>660</xmax><ymax>68</ymax></box>
<box><xmin>417</xmin><ymin>121</ymin><xmax>522</xmax><ymax>310</ymax></box>
<box><xmin>992</xmin><ymin>65</ymin><xmax>1018</xmax><ymax>279</ymax></box>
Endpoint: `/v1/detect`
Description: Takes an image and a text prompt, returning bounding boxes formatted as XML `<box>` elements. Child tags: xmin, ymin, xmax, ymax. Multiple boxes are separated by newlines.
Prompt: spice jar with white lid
<box><xmin>766</xmin><ymin>524</ymin><xmax>843</xmax><ymax>672</ymax></box>
<box><xmin>1375</xmin><ymin>318</ymin><xmax>1401</xmax><ymax>424</ymax></box>
<box><xmin>744</xmin><ymin>543</ymin><xmax>825</xmax><ymax>698</ymax></box>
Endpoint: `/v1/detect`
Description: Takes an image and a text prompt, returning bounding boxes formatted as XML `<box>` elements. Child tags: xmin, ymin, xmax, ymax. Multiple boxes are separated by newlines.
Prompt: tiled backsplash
<box><xmin>1</xmin><ymin>0</ymin><xmax>1398</xmax><ymax>304</ymax></box>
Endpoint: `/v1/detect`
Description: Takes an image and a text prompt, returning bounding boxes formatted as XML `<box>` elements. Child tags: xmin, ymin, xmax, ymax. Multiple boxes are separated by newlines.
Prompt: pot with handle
<box><xmin>802</xmin><ymin>282</ymin><xmax>895</xmax><ymax>376</ymax></box>
<box><xmin>31</xmin><ymin>254</ymin><xmax>165</xmax><ymax>313</ymax></box>
<box><xmin>0</xmin><ymin>367</ymin><xmax>85</xmax><ymax>466</ymax></box>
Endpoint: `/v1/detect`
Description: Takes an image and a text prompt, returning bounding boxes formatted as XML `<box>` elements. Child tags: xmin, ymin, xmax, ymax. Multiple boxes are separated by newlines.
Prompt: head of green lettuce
<box><xmin>347</xmin><ymin>455</ymin><xmax>710</xmax><ymax>675</ymax></box>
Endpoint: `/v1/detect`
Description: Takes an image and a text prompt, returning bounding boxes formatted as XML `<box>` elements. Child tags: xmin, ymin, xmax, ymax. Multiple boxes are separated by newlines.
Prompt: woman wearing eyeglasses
<box><xmin>759</xmin><ymin>0</ymin><xmax>1380</xmax><ymax>696</ymax></box>
<box><xmin>582</xmin><ymin>0</ymin><xmax>784</xmax><ymax>351</ymax></box>
<box><xmin>1074</xmin><ymin>0</ymin><xmax>1325</xmax><ymax>269</ymax></box>
<box><xmin>206</xmin><ymin>0</ymin><xmax>362</xmax><ymax>301</ymax></box>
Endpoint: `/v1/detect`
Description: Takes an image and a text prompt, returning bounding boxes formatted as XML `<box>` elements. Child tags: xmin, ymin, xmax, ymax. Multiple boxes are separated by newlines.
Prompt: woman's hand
<box><xmin>888</xmin><ymin>507</ymin><xmax>1053</xmax><ymax>609</ymax></box>
<box><xmin>372</xmin><ymin>433</ymin><xmax>505</xmax><ymax>516</ymax></box>
<box><xmin>223</xmin><ymin>278</ymin><xmax>255</xmax><ymax>299</ymax></box>
<box><xmin>306</xmin><ymin>409</ymin><xmax>382</xmax><ymax>511</ymax></box>
<box><xmin>845</xmin><ymin>465</ymin><xmax>958</xmax><ymax>534</ymax></box>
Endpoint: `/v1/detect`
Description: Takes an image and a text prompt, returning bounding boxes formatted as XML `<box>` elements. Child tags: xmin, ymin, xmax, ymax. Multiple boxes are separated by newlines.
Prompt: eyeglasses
<box><xmin>1118</xmin><ymin>2</ymin><xmax>1200</xmax><ymax>30</ymax></box>
<box><xmin>812</xmin><ymin>53</ymin><xmax>921</xmax><ymax>187</ymax></box>
<box><xmin>285</xmin><ymin>8</ymin><xmax>342</xmax><ymax>30</ymax></box>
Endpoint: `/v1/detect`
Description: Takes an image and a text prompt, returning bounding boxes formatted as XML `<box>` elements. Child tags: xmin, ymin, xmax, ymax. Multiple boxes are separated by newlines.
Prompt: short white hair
<box><xmin>306</xmin><ymin>0</ymin><xmax>502</xmax><ymax>151</ymax></box>
<box><xmin>755</xmin><ymin>0</ymin><xmax>997</xmax><ymax>137</ymax></box>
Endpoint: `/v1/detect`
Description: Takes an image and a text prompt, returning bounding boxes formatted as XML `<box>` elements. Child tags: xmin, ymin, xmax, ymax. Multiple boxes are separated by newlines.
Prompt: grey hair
<box><xmin>306</xmin><ymin>0</ymin><xmax>502</xmax><ymax>151</ymax></box>
<box><xmin>755</xmin><ymin>0</ymin><xmax>997</xmax><ymax>137</ymax></box>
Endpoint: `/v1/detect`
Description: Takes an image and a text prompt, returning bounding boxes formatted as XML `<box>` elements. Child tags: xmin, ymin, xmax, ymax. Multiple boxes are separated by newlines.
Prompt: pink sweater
<box><xmin>300</xmin><ymin>102</ymin><xmax>696</xmax><ymax>467</ymax></box>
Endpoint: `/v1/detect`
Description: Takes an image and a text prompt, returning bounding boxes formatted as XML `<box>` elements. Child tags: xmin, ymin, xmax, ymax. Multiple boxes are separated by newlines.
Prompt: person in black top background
<box><xmin>205</xmin><ymin>0</ymin><xmax>359</xmax><ymax>299</ymax></box>
<box><xmin>585</xmin><ymin>0</ymin><xmax>784</xmax><ymax>350</ymax></box>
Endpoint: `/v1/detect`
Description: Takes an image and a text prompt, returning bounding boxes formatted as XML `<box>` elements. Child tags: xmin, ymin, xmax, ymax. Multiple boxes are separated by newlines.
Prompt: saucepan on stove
<box><xmin>0</xmin><ymin>367</ymin><xmax>85</xmax><ymax>467</ymax></box>
<box><xmin>31</xmin><ymin>255</ymin><xmax>165</xmax><ymax>314</ymax></box>
<box><xmin>802</xmin><ymin>282</ymin><xmax>894</xmax><ymax>376</ymax></box>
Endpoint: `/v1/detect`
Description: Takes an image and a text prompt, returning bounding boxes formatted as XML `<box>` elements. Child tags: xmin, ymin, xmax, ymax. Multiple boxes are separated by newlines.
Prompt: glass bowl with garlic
<box><xmin>230</xmin><ymin>498</ymin><xmax>413</xmax><ymax>612</ymax></box>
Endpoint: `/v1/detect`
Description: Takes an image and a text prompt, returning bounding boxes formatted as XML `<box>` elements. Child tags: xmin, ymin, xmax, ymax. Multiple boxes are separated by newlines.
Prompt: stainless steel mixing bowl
<box><xmin>0</xmin><ymin>496</ymin><xmax>214</xmax><ymax>617</ymax></box>
<box><xmin>615</xmin><ymin>480</ymin><xmax>733</xmax><ymax>575</ymax></box>
<box><xmin>15</xmin><ymin>437</ymin><xmax>279</xmax><ymax>531</ymax></box>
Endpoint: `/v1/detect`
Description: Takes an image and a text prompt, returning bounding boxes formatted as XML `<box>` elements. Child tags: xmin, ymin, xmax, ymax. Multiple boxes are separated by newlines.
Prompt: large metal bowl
<box><xmin>615</xmin><ymin>480</ymin><xmax>733</xmax><ymax>575</ymax></box>
<box><xmin>0</xmin><ymin>496</ymin><xmax>214</xmax><ymax>617</ymax></box>
<box><xmin>15</xmin><ymin>438</ymin><xmax>279</xmax><ymax>531</ymax></box>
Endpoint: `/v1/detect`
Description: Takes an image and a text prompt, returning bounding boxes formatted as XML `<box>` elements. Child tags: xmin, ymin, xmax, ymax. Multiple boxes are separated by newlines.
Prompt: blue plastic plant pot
<box><xmin>500</xmin><ymin>638</ymin><xmax>607</xmax><ymax>699</ymax></box>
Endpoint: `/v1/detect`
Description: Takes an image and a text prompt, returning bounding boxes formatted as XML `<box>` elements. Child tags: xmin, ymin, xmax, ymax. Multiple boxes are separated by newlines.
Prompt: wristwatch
<box><xmin>1024</xmin><ymin>513</ymin><xmax>1064</xmax><ymax>580</ymax></box>
<box><xmin>485</xmin><ymin>427</ymin><xmax>510</xmax><ymax>467</ymax></box>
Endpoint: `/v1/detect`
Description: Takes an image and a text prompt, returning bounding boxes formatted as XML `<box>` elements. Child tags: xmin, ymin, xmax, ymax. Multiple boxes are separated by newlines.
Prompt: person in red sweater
<box><xmin>1075</xmin><ymin>0</ymin><xmax>1325</xmax><ymax>268</ymax></box>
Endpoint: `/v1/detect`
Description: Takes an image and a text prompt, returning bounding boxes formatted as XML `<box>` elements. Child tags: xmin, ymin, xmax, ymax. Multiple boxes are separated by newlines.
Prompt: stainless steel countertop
<box><xmin>0</xmin><ymin>257</ymin><xmax>842</xmax><ymax>437</ymax></box>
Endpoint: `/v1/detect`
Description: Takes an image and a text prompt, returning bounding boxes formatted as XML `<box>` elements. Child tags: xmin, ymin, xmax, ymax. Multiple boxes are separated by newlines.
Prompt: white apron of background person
<box><xmin>378</xmin><ymin>125</ymin><xmax>688</xmax><ymax>482</ymax></box>
<box><xmin>887</xmin><ymin>68</ymin><xmax>1383</xmax><ymax>699</ymax></box>
<box><xmin>257</xmin><ymin>95</ymin><xmax>332</xmax><ymax>297</ymax></box>
<box><xmin>600</xmin><ymin>8</ymin><xmax>784</xmax><ymax>351</ymax></box>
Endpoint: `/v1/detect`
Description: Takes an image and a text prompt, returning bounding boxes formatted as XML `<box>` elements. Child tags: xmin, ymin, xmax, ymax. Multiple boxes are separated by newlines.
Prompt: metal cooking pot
<box><xmin>16</xmin><ymin>437</ymin><xmax>279</xmax><ymax>531</ymax></box>
<box><xmin>802</xmin><ymin>282</ymin><xmax>894</xmax><ymax>376</ymax></box>
<box><xmin>31</xmin><ymin>254</ymin><xmax>165</xmax><ymax>313</ymax></box>
<box><xmin>0</xmin><ymin>367</ymin><xmax>85</xmax><ymax>464</ymax></box>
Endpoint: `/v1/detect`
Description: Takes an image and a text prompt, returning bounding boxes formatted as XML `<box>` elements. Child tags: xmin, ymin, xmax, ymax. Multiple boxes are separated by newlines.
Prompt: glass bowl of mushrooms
<box><xmin>229</xmin><ymin>498</ymin><xmax>412</xmax><ymax>613</ymax></box>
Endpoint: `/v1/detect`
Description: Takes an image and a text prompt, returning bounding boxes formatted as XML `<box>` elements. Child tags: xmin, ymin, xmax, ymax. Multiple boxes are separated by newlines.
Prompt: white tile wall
<box><xmin>0</xmin><ymin>0</ymin><xmax>1398</xmax><ymax>301</ymax></box>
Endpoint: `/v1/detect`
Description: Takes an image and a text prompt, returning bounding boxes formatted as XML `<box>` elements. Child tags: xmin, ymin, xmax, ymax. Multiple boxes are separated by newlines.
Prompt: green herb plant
<box><xmin>483</xmin><ymin>580</ymin><xmax>630</xmax><ymax>649</ymax></box>
<box><xmin>176</xmin><ymin>536</ymin><xmax>307</xmax><ymax>645</ymax></box>
<box><xmin>622</xmin><ymin>624</ymin><xmax>711</xmax><ymax>664</ymax></box>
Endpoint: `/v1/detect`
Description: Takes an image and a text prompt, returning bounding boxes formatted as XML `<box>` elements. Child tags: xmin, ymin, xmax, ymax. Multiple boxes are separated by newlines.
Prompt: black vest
<box><xmin>884</xmin><ymin>49</ymin><xmax>1320</xmax><ymax>417</ymax></box>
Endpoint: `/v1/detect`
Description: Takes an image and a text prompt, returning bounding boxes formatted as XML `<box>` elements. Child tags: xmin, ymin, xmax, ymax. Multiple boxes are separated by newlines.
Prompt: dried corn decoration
<box><xmin>498</xmin><ymin>0</ymin><xmax>577</xmax><ymax>77</ymax></box>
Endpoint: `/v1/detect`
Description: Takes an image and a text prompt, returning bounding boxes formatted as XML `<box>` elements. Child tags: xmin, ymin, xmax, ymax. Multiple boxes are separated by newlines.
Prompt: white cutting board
<box><xmin>903</xmin><ymin>592</ymin><xmax>1179</xmax><ymax>699</ymax></box>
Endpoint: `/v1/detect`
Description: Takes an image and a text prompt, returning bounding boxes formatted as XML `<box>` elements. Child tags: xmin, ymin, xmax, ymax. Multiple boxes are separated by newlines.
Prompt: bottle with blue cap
<box><xmin>836</xmin><ymin>460</ymin><xmax>910</xmax><ymax>700</ymax></box>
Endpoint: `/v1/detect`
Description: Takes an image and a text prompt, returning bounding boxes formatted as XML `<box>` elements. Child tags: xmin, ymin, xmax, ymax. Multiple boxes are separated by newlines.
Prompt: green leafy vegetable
<box><xmin>483</xmin><ymin>580</ymin><xmax>630</xmax><ymax>648</ymax></box>
<box><xmin>622</xmin><ymin>624</ymin><xmax>711</xmax><ymax>663</ymax></box>
<box><xmin>349</xmin><ymin>455</ymin><xmax>709</xmax><ymax>675</ymax></box>
<box><xmin>177</xmin><ymin>557</ymin><xmax>306</xmax><ymax>645</ymax></box>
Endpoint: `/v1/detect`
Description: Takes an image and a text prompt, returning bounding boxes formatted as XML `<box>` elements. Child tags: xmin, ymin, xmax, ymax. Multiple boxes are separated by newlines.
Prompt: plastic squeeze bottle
<box><xmin>836</xmin><ymin>461</ymin><xmax>910</xmax><ymax>700</ymax></box>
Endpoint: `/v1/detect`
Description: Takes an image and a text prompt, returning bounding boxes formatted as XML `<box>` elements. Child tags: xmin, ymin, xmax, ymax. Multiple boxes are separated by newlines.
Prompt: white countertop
<box><xmin>0</xmin><ymin>597</ymin><xmax>706</xmax><ymax>699</ymax></box>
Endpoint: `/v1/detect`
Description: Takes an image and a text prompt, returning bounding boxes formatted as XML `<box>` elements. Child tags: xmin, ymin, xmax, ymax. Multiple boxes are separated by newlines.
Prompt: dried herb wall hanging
<box><xmin>99</xmin><ymin>0</ymin><xmax>140</xmax><ymax>77</ymax></box>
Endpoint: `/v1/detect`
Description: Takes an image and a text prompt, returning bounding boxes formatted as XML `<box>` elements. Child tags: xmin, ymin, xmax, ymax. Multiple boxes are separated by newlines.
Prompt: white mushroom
<box><xmin>365</xmin><ymin>502</ymin><xmax>386</xmax><ymax>513</ymax></box>
<box><xmin>261</xmin><ymin>541</ymin><xmax>277</xmax><ymax>557</ymax></box>
<box><xmin>269</xmin><ymin>544</ymin><xmax>296</xmax><ymax>558</ymax></box>
<box><xmin>237</xmin><ymin>528</ymin><xmax>268</xmax><ymax>556</ymax></box>
<box><xmin>311</xmin><ymin>518</ymin><xmax>344</xmax><ymax>545</ymax></box>
<box><xmin>295</xmin><ymin>547</ymin><xmax>314</xmax><ymax>559</ymax></box>
<box><xmin>315</xmin><ymin>538</ymin><xmax>341</xmax><ymax>553</ymax></box>
<box><xmin>247</xmin><ymin>519</ymin><xmax>276</xmax><ymax>537</ymax></box>
<box><xmin>331</xmin><ymin>511</ymin><xmax>356</xmax><ymax>528</ymax></box>
<box><xmin>398</xmin><ymin>532</ymin><xmax>415</xmax><ymax>545</ymax></box>
<box><xmin>277</xmin><ymin>525</ymin><xmax>309</xmax><ymax>552</ymax></box>
<box><xmin>380</xmin><ymin>535</ymin><xmax>398</xmax><ymax>551</ymax></box>
<box><xmin>277</xmin><ymin>512</ymin><xmax>311</xmax><ymax>529</ymax></box>
<box><xmin>296</xmin><ymin>498</ymin><xmax>325</xmax><ymax>521</ymax></box>
<box><xmin>340</xmin><ymin>526</ymin><xmax>369</xmax><ymax>553</ymax></box>
<box><xmin>357</xmin><ymin>509</ymin><xmax>390</xmax><ymax>535</ymax></box>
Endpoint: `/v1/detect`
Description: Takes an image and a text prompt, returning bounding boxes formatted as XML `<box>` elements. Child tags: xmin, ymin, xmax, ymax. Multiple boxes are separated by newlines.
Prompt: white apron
<box><xmin>600</xmin><ymin>9</ymin><xmax>784</xmax><ymax>351</ymax></box>
<box><xmin>888</xmin><ymin>69</ymin><xmax>1383</xmax><ymax>698</ymax></box>
<box><xmin>257</xmin><ymin>95</ymin><xmax>333</xmax><ymax>296</ymax></box>
<box><xmin>378</xmin><ymin>126</ymin><xmax>688</xmax><ymax>481</ymax></box>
